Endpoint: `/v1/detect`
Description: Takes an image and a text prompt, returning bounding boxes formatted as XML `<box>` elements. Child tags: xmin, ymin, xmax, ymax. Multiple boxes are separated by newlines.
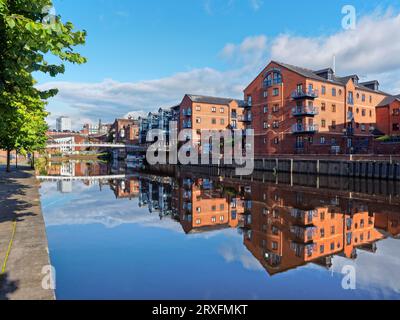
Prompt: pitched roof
<box><xmin>186</xmin><ymin>94</ymin><xmax>245</xmax><ymax>106</ymax></box>
<box><xmin>270</xmin><ymin>61</ymin><xmax>390</xmax><ymax>95</ymax></box>
<box><xmin>377</xmin><ymin>95</ymin><xmax>400</xmax><ymax>107</ymax></box>
<box><xmin>272</xmin><ymin>61</ymin><xmax>344</xmax><ymax>85</ymax></box>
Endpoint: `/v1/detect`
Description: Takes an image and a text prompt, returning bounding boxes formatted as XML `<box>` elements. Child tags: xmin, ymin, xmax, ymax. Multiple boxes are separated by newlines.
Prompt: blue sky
<box><xmin>37</xmin><ymin>0</ymin><xmax>400</xmax><ymax>128</ymax></box>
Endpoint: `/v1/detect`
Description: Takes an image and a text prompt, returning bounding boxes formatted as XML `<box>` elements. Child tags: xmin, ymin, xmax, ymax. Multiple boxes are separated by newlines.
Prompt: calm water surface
<box><xmin>38</xmin><ymin>161</ymin><xmax>400</xmax><ymax>300</ymax></box>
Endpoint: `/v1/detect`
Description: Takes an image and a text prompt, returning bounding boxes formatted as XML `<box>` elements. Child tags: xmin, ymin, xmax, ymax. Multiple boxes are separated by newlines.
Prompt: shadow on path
<box><xmin>0</xmin><ymin>165</ymin><xmax>38</xmax><ymax>225</ymax></box>
<box><xmin>0</xmin><ymin>273</ymin><xmax>19</xmax><ymax>300</ymax></box>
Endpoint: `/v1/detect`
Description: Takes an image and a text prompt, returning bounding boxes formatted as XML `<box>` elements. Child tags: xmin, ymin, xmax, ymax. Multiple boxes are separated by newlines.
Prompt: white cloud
<box><xmin>39</xmin><ymin>10</ymin><xmax>400</xmax><ymax>128</ymax></box>
<box><xmin>269</xmin><ymin>11</ymin><xmax>400</xmax><ymax>76</ymax></box>
<box><xmin>331</xmin><ymin>239</ymin><xmax>400</xmax><ymax>298</ymax></box>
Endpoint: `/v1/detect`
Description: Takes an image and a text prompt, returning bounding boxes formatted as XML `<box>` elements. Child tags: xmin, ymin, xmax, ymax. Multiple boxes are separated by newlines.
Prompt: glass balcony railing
<box><xmin>292</xmin><ymin>124</ymin><xmax>319</xmax><ymax>134</ymax></box>
<box><xmin>292</xmin><ymin>106</ymin><xmax>319</xmax><ymax>117</ymax></box>
<box><xmin>238</xmin><ymin>114</ymin><xmax>252</xmax><ymax>122</ymax></box>
<box><xmin>292</xmin><ymin>89</ymin><xmax>319</xmax><ymax>100</ymax></box>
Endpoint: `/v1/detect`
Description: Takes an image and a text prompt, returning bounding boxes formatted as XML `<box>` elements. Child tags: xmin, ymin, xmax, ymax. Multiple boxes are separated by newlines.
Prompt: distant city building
<box><xmin>110</xmin><ymin>118</ymin><xmax>140</xmax><ymax>144</ymax></box>
<box><xmin>56</xmin><ymin>116</ymin><xmax>72</xmax><ymax>132</ymax></box>
<box><xmin>82</xmin><ymin>120</ymin><xmax>111</xmax><ymax>136</ymax></box>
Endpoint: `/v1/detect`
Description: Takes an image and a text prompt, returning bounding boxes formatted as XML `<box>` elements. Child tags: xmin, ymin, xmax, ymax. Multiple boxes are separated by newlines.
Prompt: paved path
<box><xmin>0</xmin><ymin>166</ymin><xmax>54</xmax><ymax>300</ymax></box>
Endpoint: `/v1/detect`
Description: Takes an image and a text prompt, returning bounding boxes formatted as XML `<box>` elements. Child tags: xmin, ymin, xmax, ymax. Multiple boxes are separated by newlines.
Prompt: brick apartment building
<box><xmin>376</xmin><ymin>95</ymin><xmax>400</xmax><ymax>136</ymax></box>
<box><xmin>179</xmin><ymin>94</ymin><xmax>246</xmax><ymax>153</ymax></box>
<box><xmin>244</xmin><ymin>61</ymin><xmax>391</xmax><ymax>156</ymax></box>
<box><xmin>110</xmin><ymin>118</ymin><xmax>139</xmax><ymax>144</ymax></box>
<box><xmin>176</xmin><ymin>175</ymin><xmax>244</xmax><ymax>234</ymax></box>
<box><xmin>242</xmin><ymin>182</ymin><xmax>390</xmax><ymax>276</ymax></box>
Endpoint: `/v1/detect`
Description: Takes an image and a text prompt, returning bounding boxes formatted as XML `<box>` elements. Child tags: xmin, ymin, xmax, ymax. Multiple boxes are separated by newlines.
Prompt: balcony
<box><xmin>183</xmin><ymin>108</ymin><xmax>192</xmax><ymax>117</ymax></box>
<box><xmin>345</xmin><ymin>127</ymin><xmax>354</xmax><ymax>136</ymax></box>
<box><xmin>290</xmin><ymin>209</ymin><xmax>318</xmax><ymax>224</ymax></box>
<box><xmin>183</xmin><ymin>121</ymin><xmax>192</xmax><ymax>129</ymax></box>
<box><xmin>183</xmin><ymin>191</ymin><xmax>192</xmax><ymax>199</ymax></box>
<box><xmin>238</xmin><ymin>114</ymin><xmax>252</xmax><ymax>122</ymax></box>
<box><xmin>292</xmin><ymin>89</ymin><xmax>319</xmax><ymax>100</ymax></box>
<box><xmin>292</xmin><ymin>106</ymin><xmax>319</xmax><ymax>117</ymax></box>
<box><xmin>291</xmin><ymin>124</ymin><xmax>319</xmax><ymax>134</ymax></box>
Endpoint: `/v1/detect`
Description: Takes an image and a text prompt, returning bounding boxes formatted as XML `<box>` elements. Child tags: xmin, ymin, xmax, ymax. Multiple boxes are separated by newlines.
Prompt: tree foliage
<box><xmin>0</xmin><ymin>0</ymin><xmax>87</xmax><ymax>170</ymax></box>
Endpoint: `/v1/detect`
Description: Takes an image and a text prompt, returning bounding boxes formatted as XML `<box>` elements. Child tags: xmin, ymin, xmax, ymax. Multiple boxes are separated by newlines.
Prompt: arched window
<box><xmin>263</xmin><ymin>69</ymin><xmax>282</xmax><ymax>87</ymax></box>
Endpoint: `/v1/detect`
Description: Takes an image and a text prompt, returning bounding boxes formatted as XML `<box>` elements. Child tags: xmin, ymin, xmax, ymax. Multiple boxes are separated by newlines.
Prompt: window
<box><xmin>196</xmin><ymin>207</ymin><xmax>201</xmax><ymax>213</ymax></box>
<box><xmin>321</xmin><ymin>212</ymin><xmax>325</xmax><ymax>221</ymax></box>
<box><xmin>393</xmin><ymin>123</ymin><xmax>400</xmax><ymax>131</ymax></box>
<box><xmin>273</xmin><ymin>104</ymin><xmax>279</xmax><ymax>113</ymax></box>
<box><xmin>273</xmin><ymin>137</ymin><xmax>279</xmax><ymax>145</ymax></box>
<box><xmin>212</xmin><ymin>205</ymin><xmax>216</xmax><ymax>211</ymax></box>
<box><xmin>211</xmin><ymin>217</ymin><xmax>217</xmax><ymax>223</ymax></box>
<box><xmin>321</xmin><ymin>119</ymin><xmax>326</xmax><ymax>128</ymax></box>
<box><xmin>263</xmin><ymin>91</ymin><xmax>268</xmax><ymax>98</ymax></box>
<box><xmin>331</xmin><ymin>226</ymin><xmax>335</xmax><ymax>235</ymax></box>
<box><xmin>362</xmin><ymin>94</ymin><xmax>366</xmax><ymax>102</ymax></box>
<box><xmin>362</xmin><ymin>109</ymin><xmax>366</xmax><ymax>116</ymax></box>
<box><xmin>211</xmin><ymin>118</ymin><xmax>216</xmax><ymax>125</ymax></box>
<box><xmin>339</xmin><ymin>89</ymin><xmax>342</xmax><ymax>96</ymax></box>
<box><xmin>211</xmin><ymin>107</ymin><xmax>216</xmax><ymax>113</ymax></box>
<box><xmin>320</xmin><ymin>245</ymin><xmax>325</xmax><ymax>254</ymax></box>
<box><xmin>247</xmin><ymin>96</ymin><xmax>252</xmax><ymax>106</ymax></box>
<box><xmin>369</xmin><ymin>110</ymin><xmax>373</xmax><ymax>117</ymax></box>
<box><xmin>330</xmin><ymin>243</ymin><xmax>335</xmax><ymax>251</ymax></box>
<box><xmin>321</xmin><ymin>103</ymin><xmax>326</xmax><ymax>111</ymax></box>
<box><xmin>196</xmin><ymin>219</ymin><xmax>201</xmax><ymax>225</ymax></box>
<box><xmin>361</xmin><ymin>124</ymin><xmax>366</xmax><ymax>132</ymax></box>
<box><xmin>332</xmin><ymin>121</ymin><xmax>337</xmax><ymax>129</ymax></box>
<box><xmin>348</xmin><ymin>91</ymin><xmax>354</xmax><ymax>104</ymax></box>
<box><xmin>220</xmin><ymin>119</ymin><xmax>225</xmax><ymax>125</ymax></box>
<box><xmin>331</xmin><ymin>138</ymin><xmax>337</xmax><ymax>145</ymax></box>
<box><xmin>394</xmin><ymin>109</ymin><xmax>400</xmax><ymax>116</ymax></box>
<box><xmin>320</xmin><ymin>136</ymin><xmax>326</xmax><ymax>144</ymax></box>
<box><xmin>272</xmin><ymin>242</ymin><xmax>278</xmax><ymax>250</ymax></box>
<box><xmin>332</xmin><ymin>88</ymin><xmax>337</xmax><ymax>96</ymax></box>
<box><xmin>196</xmin><ymin>105</ymin><xmax>201</xmax><ymax>111</ymax></box>
<box><xmin>263</xmin><ymin>122</ymin><xmax>268</xmax><ymax>129</ymax></box>
<box><xmin>321</xmin><ymin>86</ymin><xmax>326</xmax><ymax>95</ymax></box>
<box><xmin>220</xmin><ymin>215</ymin><xmax>224</xmax><ymax>222</ymax></box>
<box><xmin>321</xmin><ymin>228</ymin><xmax>325</xmax><ymax>237</ymax></box>
<box><xmin>220</xmin><ymin>204</ymin><xmax>225</xmax><ymax>210</ymax></box>
<box><xmin>369</xmin><ymin>96</ymin><xmax>372</xmax><ymax>103</ymax></box>
<box><xmin>332</xmin><ymin>104</ymin><xmax>336</xmax><ymax>112</ymax></box>
<box><xmin>263</xmin><ymin>106</ymin><xmax>268</xmax><ymax>113</ymax></box>
<box><xmin>273</xmin><ymin>88</ymin><xmax>279</xmax><ymax>96</ymax></box>
<box><xmin>272</xmin><ymin>121</ymin><xmax>279</xmax><ymax>128</ymax></box>
<box><xmin>220</xmin><ymin>108</ymin><xmax>225</xmax><ymax>113</ymax></box>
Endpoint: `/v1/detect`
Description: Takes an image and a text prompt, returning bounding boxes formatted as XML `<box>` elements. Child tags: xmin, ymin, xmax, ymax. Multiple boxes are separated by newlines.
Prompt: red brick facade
<box><xmin>243</xmin><ymin>61</ymin><xmax>389</xmax><ymax>156</ymax></box>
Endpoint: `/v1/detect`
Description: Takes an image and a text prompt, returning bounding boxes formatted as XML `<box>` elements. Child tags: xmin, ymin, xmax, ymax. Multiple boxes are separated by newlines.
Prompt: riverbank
<box><xmin>0</xmin><ymin>166</ymin><xmax>54</xmax><ymax>300</ymax></box>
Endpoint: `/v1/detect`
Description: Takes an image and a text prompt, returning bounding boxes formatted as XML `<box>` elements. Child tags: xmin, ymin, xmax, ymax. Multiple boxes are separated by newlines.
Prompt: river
<box><xmin>38</xmin><ymin>161</ymin><xmax>400</xmax><ymax>300</ymax></box>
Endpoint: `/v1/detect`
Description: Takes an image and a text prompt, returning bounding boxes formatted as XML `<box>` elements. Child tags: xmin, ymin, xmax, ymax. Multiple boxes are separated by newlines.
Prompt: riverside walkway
<box><xmin>0</xmin><ymin>166</ymin><xmax>54</xmax><ymax>300</ymax></box>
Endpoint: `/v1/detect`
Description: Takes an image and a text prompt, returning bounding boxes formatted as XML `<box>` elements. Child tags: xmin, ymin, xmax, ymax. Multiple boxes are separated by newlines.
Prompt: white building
<box><xmin>56</xmin><ymin>116</ymin><xmax>72</xmax><ymax>132</ymax></box>
<box><xmin>53</xmin><ymin>136</ymin><xmax>75</xmax><ymax>153</ymax></box>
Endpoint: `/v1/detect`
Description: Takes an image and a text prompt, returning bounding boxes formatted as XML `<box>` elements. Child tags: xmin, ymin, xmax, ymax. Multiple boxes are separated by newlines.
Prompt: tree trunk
<box><xmin>15</xmin><ymin>150</ymin><xmax>18</xmax><ymax>169</ymax></box>
<box><xmin>6</xmin><ymin>149</ymin><xmax>11</xmax><ymax>173</ymax></box>
<box><xmin>31</xmin><ymin>153</ymin><xmax>35</xmax><ymax>169</ymax></box>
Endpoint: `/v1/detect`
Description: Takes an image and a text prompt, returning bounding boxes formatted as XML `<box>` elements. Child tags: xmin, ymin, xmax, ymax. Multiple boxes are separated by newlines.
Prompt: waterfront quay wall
<box><xmin>146</xmin><ymin>155</ymin><xmax>400</xmax><ymax>181</ymax></box>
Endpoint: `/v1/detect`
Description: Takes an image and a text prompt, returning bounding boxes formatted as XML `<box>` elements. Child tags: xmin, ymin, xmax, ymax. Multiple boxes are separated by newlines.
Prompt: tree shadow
<box><xmin>0</xmin><ymin>272</ymin><xmax>19</xmax><ymax>300</ymax></box>
<box><xmin>0</xmin><ymin>165</ymin><xmax>38</xmax><ymax>224</ymax></box>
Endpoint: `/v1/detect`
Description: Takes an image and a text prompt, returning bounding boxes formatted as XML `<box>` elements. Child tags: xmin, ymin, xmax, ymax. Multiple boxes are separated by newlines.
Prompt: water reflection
<box><xmin>39</xmin><ymin>161</ymin><xmax>400</xmax><ymax>299</ymax></box>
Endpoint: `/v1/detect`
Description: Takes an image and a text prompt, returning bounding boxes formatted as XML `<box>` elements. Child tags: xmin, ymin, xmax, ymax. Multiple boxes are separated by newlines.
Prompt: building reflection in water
<box><xmin>45</xmin><ymin>162</ymin><xmax>400</xmax><ymax>277</ymax></box>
